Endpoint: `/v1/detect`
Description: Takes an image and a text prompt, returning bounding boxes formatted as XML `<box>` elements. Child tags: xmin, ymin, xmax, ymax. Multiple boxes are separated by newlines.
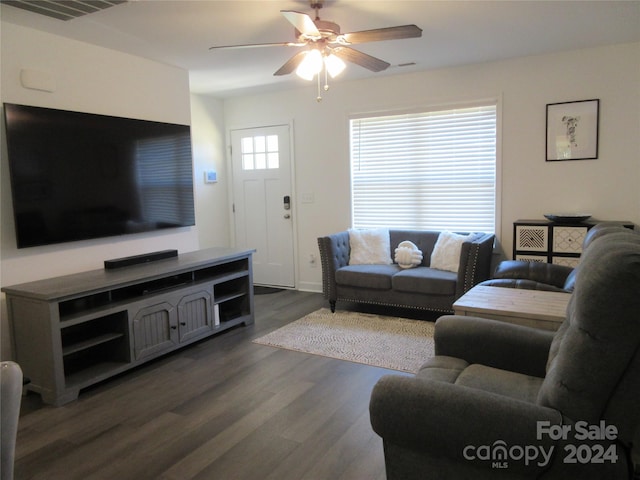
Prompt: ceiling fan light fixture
<box><xmin>209</xmin><ymin>2</ymin><xmax>422</xmax><ymax>100</ymax></box>
<box><xmin>324</xmin><ymin>53</ymin><xmax>346</xmax><ymax>78</ymax></box>
<box><xmin>296</xmin><ymin>49</ymin><xmax>323</xmax><ymax>80</ymax></box>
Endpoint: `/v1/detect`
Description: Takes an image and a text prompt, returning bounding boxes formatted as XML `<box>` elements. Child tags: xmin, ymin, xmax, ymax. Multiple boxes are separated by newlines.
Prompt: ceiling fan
<box><xmin>209</xmin><ymin>1</ymin><xmax>422</xmax><ymax>99</ymax></box>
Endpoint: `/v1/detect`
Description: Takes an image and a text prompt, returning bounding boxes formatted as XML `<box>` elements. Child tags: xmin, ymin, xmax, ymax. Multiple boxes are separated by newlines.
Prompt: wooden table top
<box><xmin>453</xmin><ymin>285</ymin><xmax>571</xmax><ymax>323</ymax></box>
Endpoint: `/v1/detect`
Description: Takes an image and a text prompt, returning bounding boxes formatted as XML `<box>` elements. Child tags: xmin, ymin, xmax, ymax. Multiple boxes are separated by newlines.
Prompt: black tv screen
<box><xmin>3</xmin><ymin>103</ymin><xmax>196</xmax><ymax>248</ymax></box>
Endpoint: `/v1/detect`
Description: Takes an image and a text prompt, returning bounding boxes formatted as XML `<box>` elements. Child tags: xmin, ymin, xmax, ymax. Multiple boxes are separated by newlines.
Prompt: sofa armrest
<box><xmin>493</xmin><ymin>260</ymin><xmax>573</xmax><ymax>290</ymax></box>
<box><xmin>478</xmin><ymin>278</ymin><xmax>569</xmax><ymax>292</ymax></box>
<box><xmin>318</xmin><ymin>231</ymin><xmax>351</xmax><ymax>301</ymax></box>
<box><xmin>456</xmin><ymin>233</ymin><xmax>495</xmax><ymax>297</ymax></box>
<box><xmin>434</xmin><ymin>315</ymin><xmax>555</xmax><ymax>377</ymax></box>
<box><xmin>369</xmin><ymin>375</ymin><xmax>561</xmax><ymax>475</ymax></box>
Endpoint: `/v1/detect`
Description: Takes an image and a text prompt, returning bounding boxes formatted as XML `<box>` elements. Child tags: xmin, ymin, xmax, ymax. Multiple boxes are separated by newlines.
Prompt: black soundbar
<box><xmin>104</xmin><ymin>249</ymin><xmax>178</xmax><ymax>269</ymax></box>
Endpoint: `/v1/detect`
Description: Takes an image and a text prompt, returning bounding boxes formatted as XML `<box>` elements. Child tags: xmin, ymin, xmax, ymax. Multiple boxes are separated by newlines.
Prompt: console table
<box><xmin>453</xmin><ymin>285</ymin><xmax>570</xmax><ymax>331</ymax></box>
<box><xmin>513</xmin><ymin>219</ymin><xmax>633</xmax><ymax>267</ymax></box>
<box><xmin>2</xmin><ymin>247</ymin><xmax>254</xmax><ymax>405</ymax></box>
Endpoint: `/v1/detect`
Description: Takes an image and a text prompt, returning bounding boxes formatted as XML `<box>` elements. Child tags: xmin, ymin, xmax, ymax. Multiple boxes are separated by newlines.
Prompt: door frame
<box><xmin>226</xmin><ymin>120</ymin><xmax>298</xmax><ymax>289</ymax></box>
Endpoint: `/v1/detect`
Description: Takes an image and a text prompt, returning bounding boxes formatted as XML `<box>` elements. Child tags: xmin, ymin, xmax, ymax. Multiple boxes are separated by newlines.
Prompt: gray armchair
<box><xmin>481</xmin><ymin>259</ymin><xmax>575</xmax><ymax>292</ymax></box>
<box><xmin>370</xmin><ymin>230</ymin><xmax>640</xmax><ymax>479</ymax></box>
<box><xmin>480</xmin><ymin>222</ymin><xmax>633</xmax><ymax>293</ymax></box>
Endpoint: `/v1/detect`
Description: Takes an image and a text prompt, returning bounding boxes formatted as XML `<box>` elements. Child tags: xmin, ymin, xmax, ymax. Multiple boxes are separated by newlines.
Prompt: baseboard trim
<box><xmin>297</xmin><ymin>282</ymin><xmax>322</xmax><ymax>293</ymax></box>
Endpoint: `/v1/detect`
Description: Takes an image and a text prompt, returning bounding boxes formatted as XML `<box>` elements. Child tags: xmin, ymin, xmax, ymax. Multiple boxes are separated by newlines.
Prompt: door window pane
<box><xmin>241</xmin><ymin>135</ymin><xmax>280</xmax><ymax>170</ymax></box>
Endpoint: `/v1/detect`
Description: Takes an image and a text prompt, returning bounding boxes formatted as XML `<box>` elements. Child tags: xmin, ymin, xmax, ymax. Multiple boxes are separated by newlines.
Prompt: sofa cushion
<box><xmin>455</xmin><ymin>364</ymin><xmax>544</xmax><ymax>403</ymax></box>
<box><xmin>335</xmin><ymin>264</ymin><xmax>400</xmax><ymax>290</ymax></box>
<box><xmin>389</xmin><ymin>230</ymin><xmax>441</xmax><ymax>267</ymax></box>
<box><xmin>430</xmin><ymin>231</ymin><xmax>470</xmax><ymax>273</ymax></box>
<box><xmin>348</xmin><ymin>228</ymin><xmax>393</xmax><ymax>265</ymax></box>
<box><xmin>392</xmin><ymin>267</ymin><xmax>457</xmax><ymax>295</ymax></box>
<box><xmin>417</xmin><ymin>358</ymin><xmax>544</xmax><ymax>404</ymax></box>
<box><xmin>394</xmin><ymin>240</ymin><xmax>423</xmax><ymax>269</ymax></box>
<box><xmin>416</xmin><ymin>355</ymin><xmax>468</xmax><ymax>383</ymax></box>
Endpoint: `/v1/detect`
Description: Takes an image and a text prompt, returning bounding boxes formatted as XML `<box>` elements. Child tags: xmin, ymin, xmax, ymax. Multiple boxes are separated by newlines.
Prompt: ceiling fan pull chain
<box><xmin>316</xmin><ymin>72</ymin><xmax>322</xmax><ymax>102</ymax></box>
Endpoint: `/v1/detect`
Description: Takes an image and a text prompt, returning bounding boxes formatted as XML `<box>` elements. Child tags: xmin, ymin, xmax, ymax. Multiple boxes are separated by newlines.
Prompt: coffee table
<box><xmin>452</xmin><ymin>285</ymin><xmax>571</xmax><ymax>331</ymax></box>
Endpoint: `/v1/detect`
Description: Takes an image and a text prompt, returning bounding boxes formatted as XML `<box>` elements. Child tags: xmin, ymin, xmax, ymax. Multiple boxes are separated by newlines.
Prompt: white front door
<box><xmin>231</xmin><ymin>125</ymin><xmax>295</xmax><ymax>288</ymax></box>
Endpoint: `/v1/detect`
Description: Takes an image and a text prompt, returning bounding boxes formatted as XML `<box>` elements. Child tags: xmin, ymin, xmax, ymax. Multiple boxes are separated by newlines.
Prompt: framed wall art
<box><xmin>546</xmin><ymin>99</ymin><xmax>599</xmax><ymax>161</ymax></box>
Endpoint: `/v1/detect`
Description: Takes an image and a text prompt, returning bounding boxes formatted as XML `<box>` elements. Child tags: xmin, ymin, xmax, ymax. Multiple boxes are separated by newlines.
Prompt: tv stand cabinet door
<box><xmin>177</xmin><ymin>290</ymin><xmax>214</xmax><ymax>343</ymax></box>
<box><xmin>132</xmin><ymin>302</ymin><xmax>178</xmax><ymax>361</ymax></box>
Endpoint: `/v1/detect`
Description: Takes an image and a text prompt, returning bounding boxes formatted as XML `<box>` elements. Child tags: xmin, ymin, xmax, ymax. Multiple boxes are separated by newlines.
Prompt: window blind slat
<box><xmin>350</xmin><ymin>104</ymin><xmax>496</xmax><ymax>232</ymax></box>
<box><xmin>136</xmin><ymin>135</ymin><xmax>194</xmax><ymax>224</ymax></box>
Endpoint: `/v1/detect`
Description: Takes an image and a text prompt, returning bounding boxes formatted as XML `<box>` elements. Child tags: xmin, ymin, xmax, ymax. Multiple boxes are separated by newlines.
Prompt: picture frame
<box><xmin>546</xmin><ymin>99</ymin><xmax>599</xmax><ymax>161</ymax></box>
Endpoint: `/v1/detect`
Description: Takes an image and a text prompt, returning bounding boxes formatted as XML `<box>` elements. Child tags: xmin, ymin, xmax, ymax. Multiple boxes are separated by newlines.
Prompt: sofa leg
<box><xmin>330</xmin><ymin>301</ymin><xmax>336</xmax><ymax>313</ymax></box>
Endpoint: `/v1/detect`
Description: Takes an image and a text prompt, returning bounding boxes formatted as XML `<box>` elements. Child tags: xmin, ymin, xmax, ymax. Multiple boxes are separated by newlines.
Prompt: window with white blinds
<box><xmin>350</xmin><ymin>103</ymin><xmax>497</xmax><ymax>233</ymax></box>
<box><xmin>136</xmin><ymin>134</ymin><xmax>195</xmax><ymax>225</ymax></box>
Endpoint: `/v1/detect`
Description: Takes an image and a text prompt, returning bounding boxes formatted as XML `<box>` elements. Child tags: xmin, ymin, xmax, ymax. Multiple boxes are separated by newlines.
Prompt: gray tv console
<box><xmin>2</xmin><ymin>247</ymin><xmax>255</xmax><ymax>406</ymax></box>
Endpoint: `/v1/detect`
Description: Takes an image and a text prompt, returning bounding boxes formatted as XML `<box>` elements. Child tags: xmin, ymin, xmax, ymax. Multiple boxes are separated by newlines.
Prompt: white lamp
<box><xmin>296</xmin><ymin>49</ymin><xmax>323</xmax><ymax>80</ymax></box>
<box><xmin>324</xmin><ymin>53</ymin><xmax>346</xmax><ymax>78</ymax></box>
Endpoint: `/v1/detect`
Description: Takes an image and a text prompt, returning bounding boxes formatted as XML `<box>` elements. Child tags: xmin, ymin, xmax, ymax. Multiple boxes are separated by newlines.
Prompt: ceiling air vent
<box><xmin>3</xmin><ymin>0</ymin><xmax>127</xmax><ymax>21</ymax></box>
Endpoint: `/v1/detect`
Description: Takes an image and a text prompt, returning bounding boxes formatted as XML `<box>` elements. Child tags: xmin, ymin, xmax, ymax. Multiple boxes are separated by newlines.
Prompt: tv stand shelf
<box><xmin>2</xmin><ymin>247</ymin><xmax>254</xmax><ymax>406</ymax></box>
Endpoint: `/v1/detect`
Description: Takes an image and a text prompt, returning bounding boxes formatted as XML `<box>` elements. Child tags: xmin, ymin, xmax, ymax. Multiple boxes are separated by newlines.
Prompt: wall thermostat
<box><xmin>204</xmin><ymin>170</ymin><xmax>217</xmax><ymax>183</ymax></box>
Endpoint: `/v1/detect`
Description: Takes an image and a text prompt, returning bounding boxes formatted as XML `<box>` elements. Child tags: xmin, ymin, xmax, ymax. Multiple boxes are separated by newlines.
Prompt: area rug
<box><xmin>253</xmin><ymin>308</ymin><xmax>435</xmax><ymax>373</ymax></box>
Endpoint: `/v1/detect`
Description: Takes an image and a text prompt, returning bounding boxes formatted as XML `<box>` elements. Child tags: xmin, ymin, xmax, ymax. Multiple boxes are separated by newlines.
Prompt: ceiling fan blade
<box><xmin>340</xmin><ymin>25</ymin><xmax>422</xmax><ymax>44</ymax></box>
<box><xmin>332</xmin><ymin>46</ymin><xmax>390</xmax><ymax>72</ymax></box>
<box><xmin>281</xmin><ymin>10</ymin><xmax>320</xmax><ymax>37</ymax></box>
<box><xmin>273</xmin><ymin>51</ymin><xmax>307</xmax><ymax>76</ymax></box>
<box><xmin>209</xmin><ymin>42</ymin><xmax>302</xmax><ymax>50</ymax></box>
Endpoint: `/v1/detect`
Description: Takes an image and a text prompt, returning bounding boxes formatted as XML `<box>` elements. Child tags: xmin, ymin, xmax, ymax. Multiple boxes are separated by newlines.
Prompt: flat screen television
<box><xmin>3</xmin><ymin>103</ymin><xmax>196</xmax><ymax>248</ymax></box>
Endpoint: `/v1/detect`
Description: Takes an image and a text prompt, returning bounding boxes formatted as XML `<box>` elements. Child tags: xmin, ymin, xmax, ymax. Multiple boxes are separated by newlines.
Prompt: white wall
<box><xmin>0</xmin><ymin>23</ymin><xmax>198</xmax><ymax>359</ymax></box>
<box><xmin>190</xmin><ymin>94</ymin><xmax>231</xmax><ymax>249</ymax></box>
<box><xmin>222</xmin><ymin>42</ymin><xmax>640</xmax><ymax>293</ymax></box>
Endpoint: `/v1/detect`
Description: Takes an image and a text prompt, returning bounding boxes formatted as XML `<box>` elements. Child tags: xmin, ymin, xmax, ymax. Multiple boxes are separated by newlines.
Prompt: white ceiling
<box><xmin>2</xmin><ymin>0</ymin><xmax>639</xmax><ymax>98</ymax></box>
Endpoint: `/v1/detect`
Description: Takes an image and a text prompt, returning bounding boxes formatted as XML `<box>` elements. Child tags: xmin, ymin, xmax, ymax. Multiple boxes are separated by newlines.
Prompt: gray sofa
<box><xmin>369</xmin><ymin>227</ymin><xmax>640</xmax><ymax>479</ymax></box>
<box><xmin>317</xmin><ymin>229</ymin><xmax>495</xmax><ymax>313</ymax></box>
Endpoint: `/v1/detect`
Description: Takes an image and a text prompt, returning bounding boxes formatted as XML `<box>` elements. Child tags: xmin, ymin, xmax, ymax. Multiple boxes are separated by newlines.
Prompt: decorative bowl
<box><xmin>543</xmin><ymin>213</ymin><xmax>592</xmax><ymax>224</ymax></box>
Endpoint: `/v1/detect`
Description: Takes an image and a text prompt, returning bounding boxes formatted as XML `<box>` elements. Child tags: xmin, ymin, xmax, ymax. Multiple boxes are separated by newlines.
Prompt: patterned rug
<box><xmin>253</xmin><ymin>308</ymin><xmax>435</xmax><ymax>373</ymax></box>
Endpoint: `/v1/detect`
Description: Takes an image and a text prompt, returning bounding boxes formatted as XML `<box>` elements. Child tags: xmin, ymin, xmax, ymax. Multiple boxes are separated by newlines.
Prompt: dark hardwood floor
<box><xmin>14</xmin><ymin>290</ymin><xmax>421</xmax><ymax>480</ymax></box>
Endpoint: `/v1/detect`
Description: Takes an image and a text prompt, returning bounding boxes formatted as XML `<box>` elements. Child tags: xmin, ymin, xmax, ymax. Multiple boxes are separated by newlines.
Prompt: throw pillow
<box><xmin>348</xmin><ymin>228</ymin><xmax>393</xmax><ymax>265</ymax></box>
<box><xmin>430</xmin><ymin>231</ymin><xmax>469</xmax><ymax>273</ymax></box>
<box><xmin>394</xmin><ymin>240</ymin><xmax>423</xmax><ymax>269</ymax></box>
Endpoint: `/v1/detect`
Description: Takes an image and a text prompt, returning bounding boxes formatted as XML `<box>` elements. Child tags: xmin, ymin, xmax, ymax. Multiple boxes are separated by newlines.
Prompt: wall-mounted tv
<box><xmin>3</xmin><ymin>103</ymin><xmax>196</xmax><ymax>249</ymax></box>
